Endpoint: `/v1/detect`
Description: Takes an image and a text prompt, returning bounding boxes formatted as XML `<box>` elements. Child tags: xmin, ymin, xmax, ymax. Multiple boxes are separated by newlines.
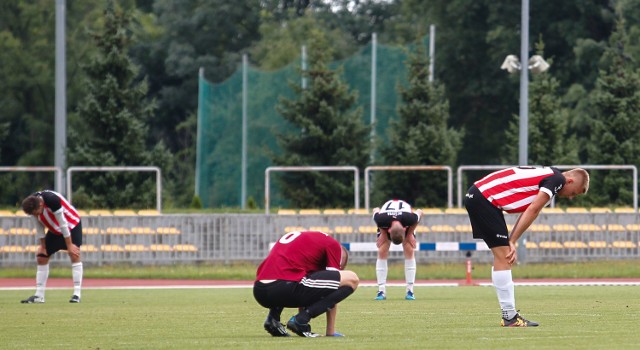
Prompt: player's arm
<box><xmin>44</xmin><ymin>193</ymin><xmax>80</xmax><ymax>259</ymax></box>
<box><xmin>506</xmin><ymin>191</ymin><xmax>550</xmax><ymax>264</ymax></box>
<box><xmin>325</xmin><ymin>306</ymin><xmax>338</xmax><ymax>336</ymax></box>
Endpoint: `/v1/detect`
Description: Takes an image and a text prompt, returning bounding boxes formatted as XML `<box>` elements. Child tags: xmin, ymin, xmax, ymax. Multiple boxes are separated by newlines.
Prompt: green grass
<box><xmin>2</xmin><ymin>260</ymin><xmax>640</xmax><ymax>280</ymax></box>
<box><xmin>1</xmin><ymin>285</ymin><xmax>639</xmax><ymax>349</ymax></box>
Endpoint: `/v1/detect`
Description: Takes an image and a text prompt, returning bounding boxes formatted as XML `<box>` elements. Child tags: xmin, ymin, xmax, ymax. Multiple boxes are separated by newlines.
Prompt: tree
<box><xmin>502</xmin><ymin>40</ymin><xmax>579</xmax><ymax>167</ymax></box>
<box><xmin>68</xmin><ymin>0</ymin><xmax>170</xmax><ymax>209</ymax></box>
<box><xmin>586</xmin><ymin>15</ymin><xmax>640</xmax><ymax>206</ymax></box>
<box><xmin>372</xmin><ymin>45</ymin><xmax>462</xmax><ymax>208</ymax></box>
<box><xmin>273</xmin><ymin>29</ymin><xmax>371</xmax><ymax>208</ymax></box>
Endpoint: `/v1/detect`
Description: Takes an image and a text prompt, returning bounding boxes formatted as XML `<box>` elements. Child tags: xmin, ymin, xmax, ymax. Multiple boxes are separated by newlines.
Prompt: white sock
<box><xmin>492</xmin><ymin>267</ymin><xmax>516</xmax><ymax>319</ymax></box>
<box><xmin>376</xmin><ymin>259</ymin><xmax>388</xmax><ymax>293</ymax></box>
<box><xmin>35</xmin><ymin>264</ymin><xmax>49</xmax><ymax>298</ymax></box>
<box><xmin>405</xmin><ymin>258</ymin><xmax>416</xmax><ymax>292</ymax></box>
<box><xmin>72</xmin><ymin>262</ymin><xmax>83</xmax><ymax>297</ymax></box>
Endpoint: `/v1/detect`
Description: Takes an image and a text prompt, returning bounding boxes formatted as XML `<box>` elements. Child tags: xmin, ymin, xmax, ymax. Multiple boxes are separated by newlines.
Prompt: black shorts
<box><xmin>44</xmin><ymin>221</ymin><xmax>83</xmax><ymax>256</ymax></box>
<box><xmin>253</xmin><ymin>270</ymin><xmax>341</xmax><ymax>309</ymax></box>
<box><xmin>463</xmin><ymin>185</ymin><xmax>509</xmax><ymax>248</ymax></box>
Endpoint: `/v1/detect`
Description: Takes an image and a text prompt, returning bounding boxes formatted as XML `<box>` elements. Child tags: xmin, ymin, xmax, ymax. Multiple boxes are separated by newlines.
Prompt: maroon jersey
<box><xmin>474</xmin><ymin>166</ymin><xmax>565</xmax><ymax>213</ymax></box>
<box><xmin>256</xmin><ymin>231</ymin><xmax>342</xmax><ymax>281</ymax></box>
<box><xmin>34</xmin><ymin>190</ymin><xmax>81</xmax><ymax>235</ymax></box>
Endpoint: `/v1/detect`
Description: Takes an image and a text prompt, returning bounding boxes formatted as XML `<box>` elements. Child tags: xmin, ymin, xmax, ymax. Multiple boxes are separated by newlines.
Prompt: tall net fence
<box><xmin>197</xmin><ymin>37</ymin><xmax>429</xmax><ymax>208</ymax></box>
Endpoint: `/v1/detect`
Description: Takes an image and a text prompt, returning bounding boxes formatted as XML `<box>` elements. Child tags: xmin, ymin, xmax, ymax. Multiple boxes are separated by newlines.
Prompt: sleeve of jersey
<box><xmin>31</xmin><ymin>216</ymin><xmax>46</xmax><ymax>240</ymax></box>
<box><xmin>402</xmin><ymin>213</ymin><xmax>419</xmax><ymax>226</ymax></box>
<box><xmin>325</xmin><ymin>241</ymin><xmax>342</xmax><ymax>271</ymax></box>
<box><xmin>42</xmin><ymin>191</ymin><xmax>62</xmax><ymax>211</ymax></box>
<box><xmin>53</xmin><ymin>208</ymin><xmax>71</xmax><ymax>237</ymax></box>
<box><xmin>540</xmin><ymin>173</ymin><xmax>565</xmax><ymax>198</ymax></box>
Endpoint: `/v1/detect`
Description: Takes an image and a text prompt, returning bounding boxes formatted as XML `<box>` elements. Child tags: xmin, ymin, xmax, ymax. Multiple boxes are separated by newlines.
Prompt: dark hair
<box><xmin>21</xmin><ymin>196</ymin><xmax>41</xmax><ymax>215</ymax></box>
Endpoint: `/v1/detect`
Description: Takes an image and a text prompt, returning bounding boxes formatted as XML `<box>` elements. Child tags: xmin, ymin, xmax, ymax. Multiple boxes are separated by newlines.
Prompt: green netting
<box><xmin>197</xmin><ymin>37</ymin><xmax>428</xmax><ymax>208</ymax></box>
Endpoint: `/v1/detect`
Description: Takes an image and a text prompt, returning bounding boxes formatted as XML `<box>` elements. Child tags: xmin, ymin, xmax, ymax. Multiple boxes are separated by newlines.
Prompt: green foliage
<box><xmin>68</xmin><ymin>0</ymin><xmax>170</xmax><ymax>209</ymax></box>
<box><xmin>273</xmin><ymin>29</ymin><xmax>371</xmax><ymax>208</ymax></box>
<box><xmin>586</xmin><ymin>16</ymin><xmax>640</xmax><ymax>206</ymax></box>
<box><xmin>189</xmin><ymin>195</ymin><xmax>202</xmax><ymax>209</ymax></box>
<box><xmin>502</xmin><ymin>40</ymin><xmax>580</xmax><ymax>167</ymax></box>
<box><xmin>373</xmin><ymin>45</ymin><xmax>462</xmax><ymax>208</ymax></box>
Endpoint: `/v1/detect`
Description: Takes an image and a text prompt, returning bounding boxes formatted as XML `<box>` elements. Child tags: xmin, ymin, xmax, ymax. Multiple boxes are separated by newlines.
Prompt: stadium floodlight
<box><xmin>500</xmin><ymin>55</ymin><xmax>550</xmax><ymax>75</ymax></box>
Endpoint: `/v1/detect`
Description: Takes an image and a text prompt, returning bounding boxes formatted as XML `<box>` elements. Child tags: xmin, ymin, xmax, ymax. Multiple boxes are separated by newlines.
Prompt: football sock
<box><xmin>35</xmin><ymin>264</ymin><xmax>49</xmax><ymax>298</ymax></box>
<box><xmin>376</xmin><ymin>259</ymin><xmax>388</xmax><ymax>293</ymax></box>
<box><xmin>303</xmin><ymin>286</ymin><xmax>355</xmax><ymax>321</ymax></box>
<box><xmin>492</xmin><ymin>267</ymin><xmax>517</xmax><ymax>320</ymax></box>
<box><xmin>405</xmin><ymin>258</ymin><xmax>416</xmax><ymax>292</ymax></box>
<box><xmin>72</xmin><ymin>262</ymin><xmax>83</xmax><ymax>297</ymax></box>
<box><xmin>269</xmin><ymin>306</ymin><xmax>284</xmax><ymax>321</ymax></box>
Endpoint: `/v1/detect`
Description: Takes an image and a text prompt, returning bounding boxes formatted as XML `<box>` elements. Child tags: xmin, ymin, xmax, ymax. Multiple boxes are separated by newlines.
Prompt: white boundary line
<box><xmin>3</xmin><ymin>280</ymin><xmax>640</xmax><ymax>291</ymax></box>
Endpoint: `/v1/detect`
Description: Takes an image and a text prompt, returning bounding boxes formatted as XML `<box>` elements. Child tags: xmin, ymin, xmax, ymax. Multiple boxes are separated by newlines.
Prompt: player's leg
<box><xmin>375</xmin><ymin>230</ymin><xmax>390</xmax><ymax>299</ymax></box>
<box><xmin>465</xmin><ymin>184</ymin><xmax>537</xmax><ymax>326</ymax></box>
<box><xmin>403</xmin><ymin>233</ymin><xmax>417</xmax><ymax>300</ymax></box>
<box><xmin>21</xmin><ymin>233</ymin><xmax>61</xmax><ymax>303</ymax></box>
<box><xmin>252</xmin><ymin>280</ymin><xmax>292</xmax><ymax>336</ymax></box>
<box><xmin>68</xmin><ymin>224</ymin><xmax>83</xmax><ymax>303</ymax></box>
<box><xmin>288</xmin><ymin>270</ymin><xmax>356</xmax><ymax>337</ymax></box>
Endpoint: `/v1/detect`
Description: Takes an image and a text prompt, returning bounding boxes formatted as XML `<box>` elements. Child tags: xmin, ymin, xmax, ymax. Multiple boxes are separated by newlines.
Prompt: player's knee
<box><xmin>340</xmin><ymin>270</ymin><xmax>359</xmax><ymax>290</ymax></box>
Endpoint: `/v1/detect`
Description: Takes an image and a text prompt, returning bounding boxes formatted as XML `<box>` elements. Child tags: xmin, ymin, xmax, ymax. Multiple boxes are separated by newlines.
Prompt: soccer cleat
<box><xmin>405</xmin><ymin>291</ymin><xmax>416</xmax><ymax>300</ymax></box>
<box><xmin>375</xmin><ymin>291</ymin><xmax>386</xmax><ymax>300</ymax></box>
<box><xmin>327</xmin><ymin>332</ymin><xmax>345</xmax><ymax>337</ymax></box>
<box><xmin>286</xmin><ymin>316</ymin><xmax>320</xmax><ymax>337</ymax></box>
<box><xmin>21</xmin><ymin>295</ymin><xmax>45</xmax><ymax>304</ymax></box>
<box><xmin>263</xmin><ymin>316</ymin><xmax>290</xmax><ymax>337</ymax></box>
<box><xmin>69</xmin><ymin>295</ymin><xmax>81</xmax><ymax>303</ymax></box>
<box><xmin>501</xmin><ymin>312</ymin><xmax>539</xmax><ymax>327</ymax></box>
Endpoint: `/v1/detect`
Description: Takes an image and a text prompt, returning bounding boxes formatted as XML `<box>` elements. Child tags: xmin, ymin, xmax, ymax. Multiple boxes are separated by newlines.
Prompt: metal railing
<box><xmin>364</xmin><ymin>165</ymin><xmax>453</xmax><ymax>210</ymax></box>
<box><xmin>457</xmin><ymin>165</ymin><xmax>638</xmax><ymax>211</ymax></box>
<box><xmin>66</xmin><ymin>166</ymin><xmax>162</xmax><ymax>212</ymax></box>
<box><xmin>264</xmin><ymin>166</ymin><xmax>360</xmax><ymax>214</ymax></box>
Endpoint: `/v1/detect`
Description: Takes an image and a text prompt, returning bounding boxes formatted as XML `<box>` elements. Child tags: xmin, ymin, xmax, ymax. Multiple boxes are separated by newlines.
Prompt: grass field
<box><xmin>1</xmin><ymin>285</ymin><xmax>639</xmax><ymax>349</ymax></box>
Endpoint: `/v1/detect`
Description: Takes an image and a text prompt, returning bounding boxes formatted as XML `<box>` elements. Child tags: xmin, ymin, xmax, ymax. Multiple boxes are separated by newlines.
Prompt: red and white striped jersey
<box><xmin>34</xmin><ymin>190</ymin><xmax>81</xmax><ymax>235</ymax></box>
<box><xmin>474</xmin><ymin>166</ymin><xmax>565</xmax><ymax>213</ymax></box>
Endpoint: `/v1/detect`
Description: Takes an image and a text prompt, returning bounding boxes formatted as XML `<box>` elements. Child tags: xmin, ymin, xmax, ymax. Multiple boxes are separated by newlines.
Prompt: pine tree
<box><xmin>586</xmin><ymin>16</ymin><xmax>640</xmax><ymax>206</ymax></box>
<box><xmin>373</xmin><ymin>45</ymin><xmax>462</xmax><ymax>208</ymax></box>
<box><xmin>502</xmin><ymin>40</ymin><xmax>579</xmax><ymax>167</ymax></box>
<box><xmin>273</xmin><ymin>29</ymin><xmax>371</xmax><ymax>208</ymax></box>
<box><xmin>68</xmin><ymin>0</ymin><xmax>170</xmax><ymax>209</ymax></box>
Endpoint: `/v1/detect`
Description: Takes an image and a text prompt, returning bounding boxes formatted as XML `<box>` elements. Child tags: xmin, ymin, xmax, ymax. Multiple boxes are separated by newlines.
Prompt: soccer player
<box><xmin>464</xmin><ymin>166</ymin><xmax>589</xmax><ymax>326</ymax></box>
<box><xmin>20</xmin><ymin>190</ymin><xmax>84</xmax><ymax>303</ymax></box>
<box><xmin>253</xmin><ymin>230</ymin><xmax>358</xmax><ymax>337</ymax></box>
<box><xmin>372</xmin><ymin>199</ymin><xmax>423</xmax><ymax>300</ymax></box>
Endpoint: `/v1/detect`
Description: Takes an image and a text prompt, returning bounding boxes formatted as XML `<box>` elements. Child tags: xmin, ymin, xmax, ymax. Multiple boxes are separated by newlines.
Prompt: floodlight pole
<box><xmin>519</xmin><ymin>0</ymin><xmax>530</xmax><ymax>167</ymax></box>
<box><xmin>517</xmin><ymin>0</ymin><xmax>530</xmax><ymax>263</ymax></box>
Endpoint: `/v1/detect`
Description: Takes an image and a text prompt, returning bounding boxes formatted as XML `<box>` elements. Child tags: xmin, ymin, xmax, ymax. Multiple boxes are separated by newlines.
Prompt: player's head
<box><xmin>340</xmin><ymin>245</ymin><xmax>349</xmax><ymax>270</ymax></box>
<box><xmin>559</xmin><ymin>168</ymin><xmax>590</xmax><ymax>199</ymax></box>
<box><xmin>22</xmin><ymin>195</ymin><xmax>43</xmax><ymax>216</ymax></box>
<box><xmin>389</xmin><ymin>221</ymin><xmax>405</xmax><ymax>245</ymax></box>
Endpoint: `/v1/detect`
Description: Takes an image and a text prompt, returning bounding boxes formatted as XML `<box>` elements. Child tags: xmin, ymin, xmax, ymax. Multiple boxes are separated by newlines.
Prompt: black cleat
<box><xmin>69</xmin><ymin>295</ymin><xmax>81</xmax><ymax>303</ymax></box>
<box><xmin>264</xmin><ymin>316</ymin><xmax>290</xmax><ymax>337</ymax></box>
<box><xmin>286</xmin><ymin>316</ymin><xmax>320</xmax><ymax>337</ymax></box>
<box><xmin>21</xmin><ymin>295</ymin><xmax>45</xmax><ymax>304</ymax></box>
<box><xmin>501</xmin><ymin>312</ymin><xmax>539</xmax><ymax>327</ymax></box>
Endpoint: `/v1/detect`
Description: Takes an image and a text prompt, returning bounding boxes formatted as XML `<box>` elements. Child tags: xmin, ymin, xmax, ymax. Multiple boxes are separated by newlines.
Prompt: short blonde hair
<box><xmin>564</xmin><ymin>168</ymin><xmax>590</xmax><ymax>194</ymax></box>
<box><xmin>389</xmin><ymin>221</ymin><xmax>404</xmax><ymax>245</ymax></box>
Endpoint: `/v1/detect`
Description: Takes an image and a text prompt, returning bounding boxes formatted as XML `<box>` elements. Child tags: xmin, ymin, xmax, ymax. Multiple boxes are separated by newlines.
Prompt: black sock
<box><xmin>300</xmin><ymin>286</ymin><xmax>355</xmax><ymax>321</ymax></box>
<box><xmin>269</xmin><ymin>306</ymin><xmax>284</xmax><ymax>321</ymax></box>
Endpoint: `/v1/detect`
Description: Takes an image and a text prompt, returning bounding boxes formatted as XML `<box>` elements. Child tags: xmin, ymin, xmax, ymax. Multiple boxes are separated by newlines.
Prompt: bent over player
<box><xmin>373</xmin><ymin>199</ymin><xmax>422</xmax><ymax>300</ymax></box>
<box><xmin>20</xmin><ymin>190</ymin><xmax>84</xmax><ymax>303</ymax></box>
<box><xmin>464</xmin><ymin>166</ymin><xmax>589</xmax><ymax>327</ymax></box>
<box><xmin>253</xmin><ymin>230</ymin><xmax>359</xmax><ymax>337</ymax></box>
